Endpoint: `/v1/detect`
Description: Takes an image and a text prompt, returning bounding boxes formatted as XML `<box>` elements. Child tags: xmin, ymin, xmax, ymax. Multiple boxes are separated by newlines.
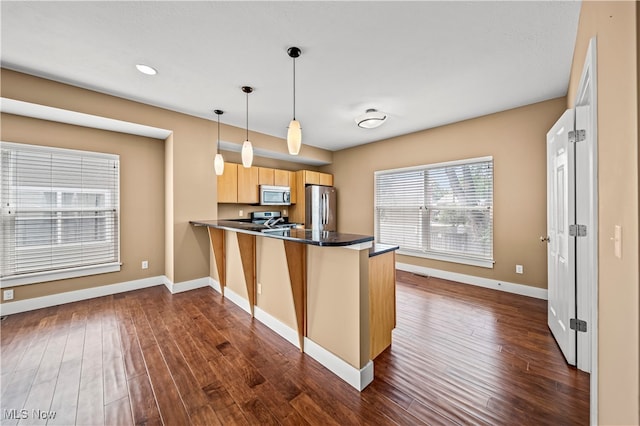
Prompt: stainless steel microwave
<box><xmin>259</xmin><ymin>185</ymin><xmax>291</xmax><ymax>205</ymax></box>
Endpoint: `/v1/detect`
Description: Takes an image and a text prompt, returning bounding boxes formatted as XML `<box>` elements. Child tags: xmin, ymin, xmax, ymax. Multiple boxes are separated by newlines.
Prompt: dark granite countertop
<box><xmin>369</xmin><ymin>243</ymin><xmax>400</xmax><ymax>257</ymax></box>
<box><xmin>190</xmin><ymin>220</ymin><xmax>374</xmax><ymax>247</ymax></box>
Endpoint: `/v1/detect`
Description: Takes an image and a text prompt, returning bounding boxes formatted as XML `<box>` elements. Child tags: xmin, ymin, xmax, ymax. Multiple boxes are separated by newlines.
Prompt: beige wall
<box><xmin>1</xmin><ymin>69</ymin><xmax>332</xmax><ymax>296</ymax></box>
<box><xmin>566</xmin><ymin>2</ymin><xmax>639</xmax><ymax>424</ymax></box>
<box><xmin>0</xmin><ymin>114</ymin><xmax>165</xmax><ymax>302</ymax></box>
<box><xmin>323</xmin><ymin>98</ymin><xmax>566</xmax><ymax>289</ymax></box>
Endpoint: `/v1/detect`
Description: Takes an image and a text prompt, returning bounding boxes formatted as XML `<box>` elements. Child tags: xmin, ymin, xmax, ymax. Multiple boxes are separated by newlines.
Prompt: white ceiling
<box><xmin>1</xmin><ymin>1</ymin><xmax>581</xmax><ymax>152</ymax></box>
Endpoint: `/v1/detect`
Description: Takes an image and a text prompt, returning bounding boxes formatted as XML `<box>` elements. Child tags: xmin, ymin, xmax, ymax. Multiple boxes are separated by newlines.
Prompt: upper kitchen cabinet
<box><xmin>274</xmin><ymin>169</ymin><xmax>289</xmax><ymax>187</ymax></box>
<box><xmin>217</xmin><ymin>163</ymin><xmax>238</xmax><ymax>203</ymax></box>
<box><xmin>289</xmin><ymin>171</ymin><xmax>297</xmax><ymax>204</ymax></box>
<box><xmin>298</xmin><ymin>170</ymin><xmax>333</xmax><ymax>187</ymax></box>
<box><xmin>258</xmin><ymin>167</ymin><xmax>275</xmax><ymax>186</ymax></box>
<box><xmin>319</xmin><ymin>173</ymin><xmax>333</xmax><ymax>186</ymax></box>
<box><xmin>237</xmin><ymin>166</ymin><xmax>259</xmax><ymax>204</ymax></box>
<box><xmin>303</xmin><ymin>170</ymin><xmax>320</xmax><ymax>185</ymax></box>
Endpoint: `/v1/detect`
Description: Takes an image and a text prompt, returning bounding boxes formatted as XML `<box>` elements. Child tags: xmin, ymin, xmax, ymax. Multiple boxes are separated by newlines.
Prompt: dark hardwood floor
<box><xmin>0</xmin><ymin>271</ymin><xmax>589</xmax><ymax>425</ymax></box>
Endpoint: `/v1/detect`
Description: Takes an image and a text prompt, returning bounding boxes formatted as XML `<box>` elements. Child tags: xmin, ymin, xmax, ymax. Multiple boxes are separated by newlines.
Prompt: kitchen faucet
<box><xmin>264</xmin><ymin>217</ymin><xmax>284</xmax><ymax>227</ymax></box>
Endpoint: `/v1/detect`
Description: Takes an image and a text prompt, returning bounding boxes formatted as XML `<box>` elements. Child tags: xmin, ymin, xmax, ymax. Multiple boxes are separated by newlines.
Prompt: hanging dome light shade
<box><xmin>286</xmin><ymin>47</ymin><xmax>302</xmax><ymax>155</ymax></box>
<box><xmin>241</xmin><ymin>86</ymin><xmax>254</xmax><ymax>168</ymax></box>
<box><xmin>213</xmin><ymin>109</ymin><xmax>225</xmax><ymax>175</ymax></box>
<box><xmin>214</xmin><ymin>153</ymin><xmax>225</xmax><ymax>175</ymax></box>
<box><xmin>287</xmin><ymin>119</ymin><xmax>301</xmax><ymax>155</ymax></box>
<box><xmin>241</xmin><ymin>141</ymin><xmax>253</xmax><ymax>168</ymax></box>
<box><xmin>356</xmin><ymin>108</ymin><xmax>387</xmax><ymax>129</ymax></box>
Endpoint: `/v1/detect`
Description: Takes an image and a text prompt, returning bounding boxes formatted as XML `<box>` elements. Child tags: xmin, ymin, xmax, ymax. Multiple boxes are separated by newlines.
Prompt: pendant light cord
<box><xmin>292</xmin><ymin>57</ymin><xmax>296</xmax><ymax>120</ymax></box>
<box><xmin>246</xmin><ymin>91</ymin><xmax>249</xmax><ymax>141</ymax></box>
<box><xmin>217</xmin><ymin>113</ymin><xmax>220</xmax><ymax>152</ymax></box>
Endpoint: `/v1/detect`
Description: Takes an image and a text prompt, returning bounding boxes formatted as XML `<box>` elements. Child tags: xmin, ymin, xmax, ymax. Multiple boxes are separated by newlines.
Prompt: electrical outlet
<box><xmin>239</xmin><ymin>209</ymin><xmax>244</xmax><ymax>217</ymax></box>
<box><xmin>257</xmin><ymin>283</ymin><xmax>262</xmax><ymax>294</ymax></box>
<box><xmin>3</xmin><ymin>289</ymin><xmax>14</xmax><ymax>301</ymax></box>
<box><xmin>515</xmin><ymin>264</ymin><xmax>524</xmax><ymax>274</ymax></box>
<box><xmin>282</xmin><ymin>209</ymin><xmax>288</xmax><ymax>217</ymax></box>
<box><xmin>141</xmin><ymin>260</ymin><xmax>149</xmax><ymax>270</ymax></box>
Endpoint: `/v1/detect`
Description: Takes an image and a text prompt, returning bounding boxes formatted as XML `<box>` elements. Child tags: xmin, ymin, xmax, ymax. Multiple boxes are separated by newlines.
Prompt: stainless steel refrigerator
<box><xmin>305</xmin><ymin>185</ymin><xmax>337</xmax><ymax>231</ymax></box>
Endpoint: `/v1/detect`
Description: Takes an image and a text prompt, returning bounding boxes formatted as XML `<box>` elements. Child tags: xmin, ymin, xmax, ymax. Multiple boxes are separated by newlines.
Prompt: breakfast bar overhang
<box><xmin>190</xmin><ymin>220</ymin><xmax>398</xmax><ymax>391</ymax></box>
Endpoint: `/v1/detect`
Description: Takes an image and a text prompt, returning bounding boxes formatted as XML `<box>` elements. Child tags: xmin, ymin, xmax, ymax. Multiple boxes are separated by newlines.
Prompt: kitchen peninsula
<box><xmin>190</xmin><ymin>219</ymin><xmax>398</xmax><ymax>390</ymax></box>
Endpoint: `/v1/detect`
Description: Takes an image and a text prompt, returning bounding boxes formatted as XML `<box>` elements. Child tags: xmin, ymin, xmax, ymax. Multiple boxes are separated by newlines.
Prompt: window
<box><xmin>1</xmin><ymin>142</ymin><xmax>120</xmax><ymax>286</ymax></box>
<box><xmin>375</xmin><ymin>157</ymin><xmax>494</xmax><ymax>268</ymax></box>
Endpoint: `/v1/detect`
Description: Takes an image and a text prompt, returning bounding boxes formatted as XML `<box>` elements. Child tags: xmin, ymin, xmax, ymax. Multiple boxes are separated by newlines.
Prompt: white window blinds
<box><xmin>1</xmin><ymin>142</ymin><xmax>120</xmax><ymax>285</ymax></box>
<box><xmin>375</xmin><ymin>157</ymin><xmax>494</xmax><ymax>268</ymax></box>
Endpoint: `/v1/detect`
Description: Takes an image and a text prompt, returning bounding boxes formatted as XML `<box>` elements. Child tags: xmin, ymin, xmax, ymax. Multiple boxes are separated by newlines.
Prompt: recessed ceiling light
<box><xmin>355</xmin><ymin>109</ymin><xmax>387</xmax><ymax>129</ymax></box>
<box><xmin>135</xmin><ymin>64</ymin><xmax>157</xmax><ymax>75</ymax></box>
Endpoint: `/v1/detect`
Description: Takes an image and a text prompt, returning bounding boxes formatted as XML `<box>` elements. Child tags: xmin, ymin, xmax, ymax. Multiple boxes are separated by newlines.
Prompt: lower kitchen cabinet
<box><xmin>369</xmin><ymin>250</ymin><xmax>396</xmax><ymax>359</ymax></box>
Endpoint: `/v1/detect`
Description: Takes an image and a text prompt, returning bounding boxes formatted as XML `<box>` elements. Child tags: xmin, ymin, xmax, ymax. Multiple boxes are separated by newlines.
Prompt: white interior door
<box><xmin>546</xmin><ymin>109</ymin><xmax>576</xmax><ymax>366</ymax></box>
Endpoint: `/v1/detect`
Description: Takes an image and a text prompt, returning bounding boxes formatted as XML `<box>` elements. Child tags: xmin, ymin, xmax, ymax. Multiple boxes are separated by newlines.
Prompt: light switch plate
<box><xmin>141</xmin><ymin>260</ymin><xmax>149</xmax><ymax>269</ymax></box>
<box><xmin>515</xmin><ymin>264</ymin><xmax>523</xmax><ymax>274</ymax></box>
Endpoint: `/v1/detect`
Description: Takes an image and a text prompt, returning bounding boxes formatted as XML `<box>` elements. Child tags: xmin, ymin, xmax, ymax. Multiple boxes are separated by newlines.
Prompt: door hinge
<box><xmin>568</xmin><ymin>129</ymin><xmax>586</xmax><ymax>143</ymax></box>
<box><xmin>570</xmin><ymin>318</ymin><xmax>588</xmax><ymax>332</ymax></box>
<box><xmin>569</xmin><ymin>224</ymin><xmax>587</xmax><ymax>237</ymax></box>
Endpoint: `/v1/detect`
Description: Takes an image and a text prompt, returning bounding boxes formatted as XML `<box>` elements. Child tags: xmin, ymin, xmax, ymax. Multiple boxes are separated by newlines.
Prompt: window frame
<box><xmin>374</xmin><ymin>156</ymin><xmax>495</xmax><ymax>269</ymax></box>
<box><xmin>0</xmin><ymin>141</ymin><xmax>121</xmax><ymax>287</ymax></box>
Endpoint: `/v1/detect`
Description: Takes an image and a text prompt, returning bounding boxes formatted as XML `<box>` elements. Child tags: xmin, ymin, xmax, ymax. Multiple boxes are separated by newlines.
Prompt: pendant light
<box><xmin>287</xmin><ymin>47</ymin><xmax>302</xmax><ymax>155</ymax></box>
<box><xmin>213</xmin><ymin>109</ymin><xmax>225</xmax><ymax>175</ymax></box>
<box><xmin>241</xmin><ymin>86</ymin><xmax>254</xmax><ymax>168</ymax></box>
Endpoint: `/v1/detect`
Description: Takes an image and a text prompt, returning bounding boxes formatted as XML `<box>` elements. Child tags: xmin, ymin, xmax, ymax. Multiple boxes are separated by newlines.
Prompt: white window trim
<box><xmin>1</xmin><ymin>262</ymin><xmax>121</xmax><ymax>288</ymax></box>
<box><xmin>374</xmin><ymin>156</ymin><xmax>494</xmax><ymax>268</ymax></box>
<box><xmin>0</xmin><ymin>141</ymin><xmax>121</xmax><ymax>287</ymax></box>
<box><xmin>396</xmin><ymin>249</ymin><xmax>495</xmax><ymax>269</ymax></box>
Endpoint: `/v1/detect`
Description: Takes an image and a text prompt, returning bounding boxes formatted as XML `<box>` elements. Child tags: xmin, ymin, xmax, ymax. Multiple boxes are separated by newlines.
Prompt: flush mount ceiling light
<box><xmin>135</xmin><ymin>64</ymin><xmax>157</xmax><ymax>75</ymax></box>
<box><xmin>213</xmin><ymin>109</ymin><xmax>225</xmax><ymax>176</ymax></box>
<box><xmin>355</xmin><ymin>109</ymin><xmax>387</xmax><ymax>129</ymax></box>
<box><xmin>241</xmin><ymin>86</ymin><xmax>254</xmax><ymax>168</ymax></box>
<box><xmin>286</xmin><ymin>46</ymin><xmax>302</xmax><ymax>155</ymax></box>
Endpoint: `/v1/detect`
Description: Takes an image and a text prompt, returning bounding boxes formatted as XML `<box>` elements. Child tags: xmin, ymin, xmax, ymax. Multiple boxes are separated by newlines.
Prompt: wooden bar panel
<box><xmin>283</xmin><ymin>240</ymin><xmax>307</xmax><ymax>351</ymax></box>
<box><xmin>236</xmin><ymin>233</ymin><xmax>256</xmax><ymax>316</ymax></box>
<box><xmin>369</xmin><ymin>251</ymin><xmax>396</xmax><ymax>359</ymax></box>
<box><xmin>208</xmin><ymin>227</ymin><xmax>226</xmax><ymax>295</ymax></box>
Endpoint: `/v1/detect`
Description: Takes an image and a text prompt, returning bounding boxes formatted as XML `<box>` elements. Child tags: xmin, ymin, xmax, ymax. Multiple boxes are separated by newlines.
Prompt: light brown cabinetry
<box><xmin>289</xmin><ymin>171</ymin><xmax>297</xmax><ymax>204</ymax></box>
<box><xmin>258</xmin><ymin>167</ymin><xmax>275</xmax><ymax>186</ymax></box>
<box><xmin>304</xmin><ymin>170</ymin><xmax>320</xmax><ymax>185</ymax></box>
<box><xmin>217</xmin><ymin>164</ymin><xmax>329</xmax><ymax>210</ymax></box>
<box><xmin>369</xmin><ymin>250</ymin><xmax>396</xmax><ymax>359</ymax></box>
<box><xmin>237</xmin><ymin>166</ymin><xmax>259</xmax><ymax>204</ymax></box>
<box><xmin>217</xmin><ymin>163</ymin><xmax>238</xmax><ymax>203</ymax></box>
<box><xmin>319</xmin><ymin>173</ymin><xmax>333</xmax><ymax>186</ymax></box>
<box><xmin>274</xmin><ymin>169</ymin><xmax>289</xmax><ymax>187</ymax></box>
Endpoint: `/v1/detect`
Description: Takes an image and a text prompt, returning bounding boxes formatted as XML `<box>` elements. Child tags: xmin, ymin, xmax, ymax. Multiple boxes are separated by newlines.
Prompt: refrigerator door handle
<box><xmin>324</xmin><ymin>193</ymin><xmax>329</xmax><ymax>225</ymax></box>
<box><xmin>321</xmin><ymin>193</ymin><xmax>326</xmax><ymax>225</ymax></box>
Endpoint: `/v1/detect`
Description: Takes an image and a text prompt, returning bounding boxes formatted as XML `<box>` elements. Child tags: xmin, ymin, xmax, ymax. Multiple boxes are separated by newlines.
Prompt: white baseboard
<box><xmin>0</xmin><ymin>276</ymin><xmax>165</xmax><ymax>315</ymax></box>
<box><xmin>396</xmin><ymin>262</ymin><xmax>548</xmax><ymax>300</ymax></box>
<box><xmin>163</xmin><ymin>276</ymin><xmax>210</xmax><ymax>294</ymax></box>
<box><xmin>303</xmin><ymin>338</ymin><xmax>374</xmax><ymax>391</ymax></box>
<box><xmin>218</xmin><ymin>285</ymin><xmax>252</xmax><ymax>315</ymax></box>
<box><xmin>254</xmin><ymin>306</ymin><xmax>301</xmax><ymax>349</ymax></box>
<box><xmin>208</xmin><ymin>279</ymin><xmax>373</xmax><ymax>391</ymax></box>
<box><xmin>209</xmin><ymin>278</ymin><xmax>222</xmax><ymax>294</ymax></box>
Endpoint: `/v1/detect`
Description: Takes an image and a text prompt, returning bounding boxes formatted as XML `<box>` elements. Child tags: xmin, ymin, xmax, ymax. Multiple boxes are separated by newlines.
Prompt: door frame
<box><xmin>574</xmin><ymin>37</ymin><xmax>598</xmax><ymax>424</ymax></box>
